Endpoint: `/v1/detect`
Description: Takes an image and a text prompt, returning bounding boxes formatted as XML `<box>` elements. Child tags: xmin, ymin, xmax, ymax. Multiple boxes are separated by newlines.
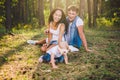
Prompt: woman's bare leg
<box><xmin>35</xmin><ymin>39</ymin><xmax>46</xmax><ymax>45</ymax></box>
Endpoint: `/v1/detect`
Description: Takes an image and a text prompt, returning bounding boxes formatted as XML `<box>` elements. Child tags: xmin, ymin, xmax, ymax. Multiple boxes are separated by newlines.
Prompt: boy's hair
<box><xmin>67</xmin><ymin>5</ymin><xmax>79</xmax><ymax>13</ymax></box>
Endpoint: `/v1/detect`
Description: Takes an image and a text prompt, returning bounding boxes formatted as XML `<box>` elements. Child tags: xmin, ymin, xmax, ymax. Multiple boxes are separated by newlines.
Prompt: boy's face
<box><xmin>68</xmin><ymin>10</ymin><xmax>77</xmax><ymax>22</ymax></box>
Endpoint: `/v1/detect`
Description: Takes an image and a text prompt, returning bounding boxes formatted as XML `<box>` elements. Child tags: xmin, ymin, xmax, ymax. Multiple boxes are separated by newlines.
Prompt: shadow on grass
<box><xmin>0</xmin><ymin>34</ymin><xmax>41</xmax><ymax>67</ymax></box>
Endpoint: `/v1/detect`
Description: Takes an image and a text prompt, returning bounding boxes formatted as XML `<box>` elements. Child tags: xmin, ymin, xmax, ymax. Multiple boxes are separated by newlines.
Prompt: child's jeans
<box><xmin>42</xmin><ymin>53</ymin><xmax>64</xmax><ymax>63</ymax></box>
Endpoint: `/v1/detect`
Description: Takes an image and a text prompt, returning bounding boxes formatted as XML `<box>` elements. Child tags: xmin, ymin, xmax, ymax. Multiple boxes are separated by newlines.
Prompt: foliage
<box><xmin>30</xmin><ymin>18</ymin><xmax>39</xmax><ymax>28</ymax></box>
<box><xmin>103</xmin><ymin>0</ymin><xmax>120</xmax><ymax>27</ymax></box>
<box><xmin>97</xmin><ymin>17</ymin><xmax>113</xmax><ymax>27</ymax></box>
<box><xmin>11</xmin><ymin>0</ymin><xmax>18</xmax><ymax>7</ymax></box>
<box><xmin>0</xmin><ymin>0</ymin><xmax>120</xmax><ymax>31</ymax></box>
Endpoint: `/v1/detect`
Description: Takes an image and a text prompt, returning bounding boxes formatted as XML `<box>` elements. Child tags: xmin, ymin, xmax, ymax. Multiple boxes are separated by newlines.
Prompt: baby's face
<box><xmin>40</xmin><ymin>44</ymin><xmax>47</xmax><ymax>52</ymax></box>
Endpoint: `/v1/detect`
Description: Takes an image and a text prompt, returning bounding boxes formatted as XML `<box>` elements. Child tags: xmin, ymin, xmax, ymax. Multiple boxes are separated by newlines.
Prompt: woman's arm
<box><xmin>48</xmin><ymin>24</ymin><xmax>52</xmax><ymax>45</ymax></box>
<box><xmin>58</xmin><ymin>23</ymin><xmax>65</xmax><ymax>44</ymax></box>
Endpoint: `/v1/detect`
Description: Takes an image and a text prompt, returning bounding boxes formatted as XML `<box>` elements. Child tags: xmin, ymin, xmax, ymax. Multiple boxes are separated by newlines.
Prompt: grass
<box><xmin>0</xmin><ymin>27</ymin><xmax>120</xmax><ymax>80</ymax></box>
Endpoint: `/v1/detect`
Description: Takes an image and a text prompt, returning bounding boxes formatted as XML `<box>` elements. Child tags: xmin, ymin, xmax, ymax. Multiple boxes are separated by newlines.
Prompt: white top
<box><xmin>46</xmin><ymin>45</ymin><xmax>79</xmax><ymax>58</ymax></box>
<box><xmin>69</xmin><ymin>17</ymin><xmax>83</xmax><ymax>27</ymax></box>
<box><xmin>76</xmin><ymin>17</ymin><xmax>84</xmax><ymax>27</ymax></box>
<box><xmin>46</xmin><ymin>45</ymin><xmax>62</xmax><ymax>58</ymax></box>
<box><xmin>49</xmin><ymin>23</ymin><xmax>65</xmax><ymax>41</ymax></box>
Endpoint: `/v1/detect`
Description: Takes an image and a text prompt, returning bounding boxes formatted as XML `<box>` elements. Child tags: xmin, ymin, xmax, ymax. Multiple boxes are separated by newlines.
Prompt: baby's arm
<box><xmin>50</xmin><ymin>53</ymin><xmax>58</xmax><ymax>68</ymax></box>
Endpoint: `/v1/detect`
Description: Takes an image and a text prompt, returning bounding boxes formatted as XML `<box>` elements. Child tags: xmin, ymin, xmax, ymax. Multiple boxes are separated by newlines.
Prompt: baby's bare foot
<box><xmin>53</xmin><ymin>65</ymin><xmax>58</xmax><ymax>69</ymax></box>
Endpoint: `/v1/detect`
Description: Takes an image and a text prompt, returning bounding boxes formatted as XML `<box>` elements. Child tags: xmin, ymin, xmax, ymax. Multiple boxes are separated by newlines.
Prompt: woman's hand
<box><xmin>44</xmin><ymin>29</ymin><xmax>49</xmax><ymax>35</ymax></box>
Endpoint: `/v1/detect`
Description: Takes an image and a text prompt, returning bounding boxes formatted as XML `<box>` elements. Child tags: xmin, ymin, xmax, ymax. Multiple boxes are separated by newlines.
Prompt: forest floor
<box><xmin>0</xmin><ymin>27</ymin><xmax>120</xmax><ymax>80</ymax></box>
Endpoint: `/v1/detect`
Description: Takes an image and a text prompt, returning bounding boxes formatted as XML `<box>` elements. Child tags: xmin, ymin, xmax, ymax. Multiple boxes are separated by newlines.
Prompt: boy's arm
<box><xmin>77</xmin><ymin>25</ymin><xmax>91</xmax><ymax>52</ymax></box>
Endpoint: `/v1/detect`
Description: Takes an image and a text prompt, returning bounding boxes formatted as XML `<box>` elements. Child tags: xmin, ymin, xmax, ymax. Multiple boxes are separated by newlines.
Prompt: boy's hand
<box><xmin>66</xmin><ymin>62</ymin><xmax>72</xmax><ymax>65</ymax></box>
<box><xmin>86</xmin><ymin>48</ymin><xmax>93</xmax><ymax>52</ymax></box>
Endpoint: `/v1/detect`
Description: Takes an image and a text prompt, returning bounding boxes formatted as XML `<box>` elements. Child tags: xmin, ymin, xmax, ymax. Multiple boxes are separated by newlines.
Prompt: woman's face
<box><xmin>68</xmin><ymin>10</ymin><xmax>77</xmax><ymax>22</ymax></box>
<box><xmin>53</xmin><ymin>10</ymin><xmax>62</xmax><ymax>23</ymax></box>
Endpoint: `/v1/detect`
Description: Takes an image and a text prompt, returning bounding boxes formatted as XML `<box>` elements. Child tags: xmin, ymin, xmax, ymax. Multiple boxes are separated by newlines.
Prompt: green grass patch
<box><xmin>0</xmin><ymin>26</ymin><xmax>120</xmax><ymax>80</ymax></box>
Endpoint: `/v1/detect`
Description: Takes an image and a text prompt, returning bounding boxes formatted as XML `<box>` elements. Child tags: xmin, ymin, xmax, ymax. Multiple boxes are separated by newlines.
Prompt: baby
<box><xmin>39</xmin><ymin>41</ymin><xmax>70</xmax><ymax>69</ymax></box>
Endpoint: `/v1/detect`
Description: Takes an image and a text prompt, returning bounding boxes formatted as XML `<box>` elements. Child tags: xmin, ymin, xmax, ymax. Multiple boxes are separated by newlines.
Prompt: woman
<box><xmin>41</xmin><ymin>8</ymin><xmax>68</xmax><ymax>52</ymax></box>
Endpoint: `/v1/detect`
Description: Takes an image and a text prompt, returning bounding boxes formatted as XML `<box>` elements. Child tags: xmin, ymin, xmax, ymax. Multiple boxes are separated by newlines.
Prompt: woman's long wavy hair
<box><xmin>48</xmin><ymin>8</ymin><xmax>68</xmax><ymax>33</ymax></box>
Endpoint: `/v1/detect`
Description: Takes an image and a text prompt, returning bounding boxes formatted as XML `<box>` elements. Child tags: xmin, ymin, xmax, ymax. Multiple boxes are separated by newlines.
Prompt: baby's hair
<box><xmin>58</xmin><ymin>41</ymin><xmax>69</xmax><ymax>55</ymax></box>
<box><xmin>59</xmin><ymin>41</ymin><xmax>69</xmax><ymax>49</ymax></box>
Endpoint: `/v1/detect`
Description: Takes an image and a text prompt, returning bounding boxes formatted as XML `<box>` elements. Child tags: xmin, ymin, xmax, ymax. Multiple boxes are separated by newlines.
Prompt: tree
<box><xmin>19</xmin><ymin>0</ymin><xmax>25</xmax><ymax>23</ymax></box>
<box><xmin>98</xmin><ymin>0</ymin><xmax>102</xmax><ymax>16</ymax></box>
<box><xmin>4</xmin><ymin>0</ymin><xmax>12</xmax><ymax>33</ymax></box>
<box><xmin>38</xmin><ymin>0</ymin><xmax>45</xmax><ymax>26</ymax></box>
<box><xmin>24</xmin><ymin>0</ymin><xmax>29</xmax><ymax>23</ymax></box>
<box><xmin>66</xmin><ymin>0</ymin><xmax>69</xmax><ymax>13</ymax></box>
<box><xmin>79</xmin><ymin>0</ymin><xmax>85</xmax><ymax>20</ymax></box>
<box><xmin>50</xmin><ymin>0</ymin><xmax>53</xmax><ymax>12</ymax></box>
<box><xmin>93</xmin><ymin>0</ymin><xmax>98</xmax><ymax>28</ymax></box>
<box><xmin>87</xmin><ymin>0</ymin><xmax>92</xmax><ymax>28</ymax></box>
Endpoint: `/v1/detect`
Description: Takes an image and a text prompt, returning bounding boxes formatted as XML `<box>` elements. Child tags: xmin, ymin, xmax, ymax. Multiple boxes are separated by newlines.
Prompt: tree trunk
<box><xmin>87</xmin><ymin>0</ymin><xmax>92</xmax><ymax>28</ymax></box>
<box><xmin>18</xmin><ymin>0</ymin><xmax>24</xmax><ymax>23</ymax></box>
<box><xmin>54</xmin><ymin>0</ymin><xmax>57</xmax><ymax>8</ymax></box>
<box><xmin>79</xmin><ymin>0</ymin><xmax>85</xmax><ymax>20</ymax></box>
<box><xmin>93</xmin><ymin>0</ymin><xmax>98</xmax><ymax>28</ymax></box>
<box><xmin>4</xmin><ymin>0</ymin><xmax>12</xmax><ymax>33</ymax></box>
<box><xmin>38</xmin><ymin>0</ymin><xmax>45</xmax><ymax>26</ymax></box>
<box><xmin>98</xmin><ymin>0</ymin><xmax>102</xmax><ymax>15</ymax></box>
<box><xmin>50</xmin><ymin>0</ymin><xmax>53</xmax><ymax>12</ymax></box>
<box><xmin>28</xmin><ymin>1</ymin><xmax>31</xmax><ymax>22</ymax></box>
<box><xmin>54</xmin><ymin>0</ymin><xmax>62</xmax><ymax>8</ymax></box>
<box><xmin>66</xmin><ymin>0</ymin><xmax>69</xmax><ymax>14</ymax></box>
<box><xmin>11</xmin><ymin>0</ymin><xmax>21</xmax><ymax>24</ymax></box>
<box><xmin>24</xmin><ymin>0</ymin><xmax>28</xmax><ymax>23</ymax></box>
<box><xmin>17</xmin><ymin>0</ymin><xmax>21</xmax><ymax>23</ymax></box>
<box><xmin>32</xmin><ymin>0</ymin><xmax>37</xmax><ymax>17</ymax></box>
